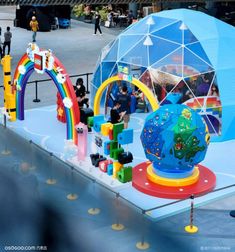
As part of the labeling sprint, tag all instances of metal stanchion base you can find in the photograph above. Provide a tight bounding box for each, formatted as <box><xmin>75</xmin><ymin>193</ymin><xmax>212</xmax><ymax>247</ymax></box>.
<box><xmin>67</xmin><ymin>193</ymin><xmax>78</xmax><ymax>200</ymax></box>
<box><xmin>29</xmin><ymin>165</ymin><xmax>36</xmax><ymax>171</ymax></box>
<box><xmin>33</xmin><ymin>99</ymin><xmax>41</xmax><ymax>103</ymax></box>
<box><xmin>20</xmin><ymin>162</ymin><xmax>30</xmax><ymax>170</ymax></box>
<box><xmin>88</xmin><ymin>208</ymin><xmax>100</xmax><ymax>215</ymax></box>
<box><xmin>1</xmin><ymin>150</ymin><xmax>11</xmax><ymax>155</ymax></box>
<box><xmin>46</xmin><ymin>178</ymin><xmax>57</xmax><ymax>185</ymax></box>
<box><xmin>184</xmin><ymin>225</ymin><xmax>198</xmax><ymax>233</ymax></box>
<box><xmin>230</xmin><ymin>210</ymin><xmax>235</xmax><ymax>217</ymax></box>
<box><xmin>136</xmin><ymin>242</ymin><xmax>150</xmax><ymax>250</ymax></box>
<box><xmin>111</xmin><ymin>223</ymin><xmax>125</xmax><ymax>231</ymax></box>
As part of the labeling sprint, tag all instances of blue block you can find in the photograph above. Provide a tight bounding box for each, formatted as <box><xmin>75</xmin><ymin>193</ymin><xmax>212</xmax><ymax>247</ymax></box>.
<box><xmin>118</xmin><ymin>129</ymin><xmax>134</xmax><ymax>145</ymax></box>
<box><xmin>104</xmin><ymin>141</ymin><xmax>111</xmax><ymax>155</ymax></box>
<box><xmin>93</xmin><ymin>115</ymin><xmax>106</xmax><ymax>133</ymax></box>
<box><xmin>107</xmin><ymin>164</ymin><xmax>113</xmax><ymax>176</ymax></box>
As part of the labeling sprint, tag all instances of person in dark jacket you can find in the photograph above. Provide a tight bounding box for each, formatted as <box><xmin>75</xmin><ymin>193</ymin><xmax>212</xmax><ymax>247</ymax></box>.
<box><xmin>110</xmin><ymin>100</ymin><xmax>126</xmax><ymax>124</ymax></box>
<box><xmin>117</xmin><ymin>86</ymin><xmax>131</xmax><ymax>128</ymax></box>
<box><xmin>73</xmin><ymin>78</ymin><xmax>89</xmax><ymax>108</ymax></box>
<box><xmin>3</xmin><ymin>26</ymin><xmax>12</xmax><ymax>56</ymax></box>
<box><xmin>93</xmin><ymin>11</ymin><xmax>102</xmax><ymax>35</ymax></box>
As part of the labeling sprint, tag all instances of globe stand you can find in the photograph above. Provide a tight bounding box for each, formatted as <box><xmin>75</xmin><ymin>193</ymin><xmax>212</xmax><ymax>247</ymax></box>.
<box><xmin>132</xmin><ymin>162</ymin><xmax>216</xmax><ymax>199</ymax></box>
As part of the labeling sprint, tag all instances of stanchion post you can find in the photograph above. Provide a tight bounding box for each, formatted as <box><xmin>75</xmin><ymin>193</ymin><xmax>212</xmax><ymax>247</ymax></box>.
<box><xmin>88</xmin><ymin>179</ymin><xmax>100</xmax><ymax>215</ymax></box>
<box><xmin>46</xmin><ymin>152</ymin><xmax>57</xmax><ymax>185</ymax></box>
<box><xmin>33</xmin><ymin>81</ymin><xmax>41</xmax><ymax>103</ymax></box>
<box><xmin>185</xmin><ymin>194</ymin><xmax>198</xmax><ymax>233</ymax></box>
<box><xmin>67</xmin><ymin>167</ymin><xmax>78</xmax><ymax>200</ymax></box>
<box><xmin>136</xmin><ymin>210</ymin><xmax>150</xmax><ymax>250</ymax></box>
<box><xmin>111</xmin><ymin>193</ymin><xmax>125</xmax><ymax>231</ymax></box>
<box><xmin>3</xmin><ymin>114</ymin><xmax>6</xmax><ymax>128</ymax></box>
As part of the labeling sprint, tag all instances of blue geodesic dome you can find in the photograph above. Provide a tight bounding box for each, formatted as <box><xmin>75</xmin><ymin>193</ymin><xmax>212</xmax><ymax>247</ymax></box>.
<box><xmin>92</xmin><ymin>9</ymin><xmax>235</xmax><ymax>142</ymax></box>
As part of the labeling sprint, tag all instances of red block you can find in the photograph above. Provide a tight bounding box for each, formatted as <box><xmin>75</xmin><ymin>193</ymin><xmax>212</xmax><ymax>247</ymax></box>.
<box><xmin>99</xmin><ymin>160</ymin><xmax>113</xmax><ymax>173</ymax></box>
<box><xmin>109</xmin><ymin>129</ymin><xmax>113</xmax><ymax>140</ymax></box>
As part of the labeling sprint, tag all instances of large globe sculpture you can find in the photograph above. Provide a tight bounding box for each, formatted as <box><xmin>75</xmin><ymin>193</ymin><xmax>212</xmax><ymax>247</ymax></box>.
<box><xmin>140</xmin><ymin>104</ymin><xmax>210</xmax><ymax>179</ymax></box>
<box><xmin>132</xmin><ymin>104</ymin><xmax>216</xmax><ymax>199</ymax></box>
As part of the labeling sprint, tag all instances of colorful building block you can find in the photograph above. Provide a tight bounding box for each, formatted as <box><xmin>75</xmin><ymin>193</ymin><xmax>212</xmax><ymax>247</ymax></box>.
<box><xmin>104</xmin><ymin>141</ymin><xmax>111</xmax><ymax>155</ymax></box>
<box><xmin>90</xmin><ymin>153</ymin><xmax>106</xmax><ymax>167</ymax></box>
<box><xmin>118</xmin><ymin>151</ymin><xmax>133</xmax><ymax>164</ymax></box>
<box><xmin>107</xmin><ymin>164</ymin><xmax>113</xmax><ymax>176</ymax></box>
<box><xmin>101</xmin><ymin>122</ymin><xmax>113</xmax><ymax>137</ymax></box>
<box><xmin>93</xmin><ymin>115</ymin><xmax>106</xmax><ymax>133</ymax></box>
<box><xmin>118</xmin><ymin>129</ymin><xmax>134</xmax><ymax>145</ymax></box>
<box><xmin>113</xmin><ymin>123</ymin><xmax>124</xmax><ymax>141</ymax></box>
<box><xmin>110</xmin><ymin>148</ymin><xmax>124</xmax><ymax>160</ymax></box>
<box><xmin>87</xmin><ymin>117</ymin><xmax>94</xmax><ymax>128</ymax></box>
<box><xmin>117</xmin><ymin>166</ymin><xmax>132</xmax><ymax>183</ymax></box>
<box><xmin>109</xmin><ymin>128</ymin><xmax>113</xmax><ymax>140</ymax></box>
<box><xmin>99</xmin><ymin>160</ymin><xmax>113</xmax><ymax>172</ymax></box>
<box><xmin>113</xmin><ymin>161</ymin><xmax>123</xmax><ymax>179</ymax></box>
<box><xmin>76</xmin><ymin>122</ymin><xmax>88</xmax><ymax>161</ymax></box>
<box><xmin>94</xmin><ymin>157</ymin><xmax>106</xmax><ymax>167</ymax></box>
<box><xmin>110</xmin><ymin>141</ymin><xmax>118</xmax><ymax>150</ymax></box>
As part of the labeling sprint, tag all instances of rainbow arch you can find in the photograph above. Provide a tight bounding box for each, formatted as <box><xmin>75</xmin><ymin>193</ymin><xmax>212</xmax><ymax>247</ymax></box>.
<box><xmin>13</xmin><ymin>52</ymin><xmax>80</xmax><ymax>144</ymax></box>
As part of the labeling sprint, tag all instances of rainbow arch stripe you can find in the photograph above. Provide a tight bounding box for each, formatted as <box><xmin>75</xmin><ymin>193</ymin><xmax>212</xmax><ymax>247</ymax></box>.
<box><xmin>13</xmin><ymin>53</ymin><xmax>80</xmax><ymax>143</ymax></box>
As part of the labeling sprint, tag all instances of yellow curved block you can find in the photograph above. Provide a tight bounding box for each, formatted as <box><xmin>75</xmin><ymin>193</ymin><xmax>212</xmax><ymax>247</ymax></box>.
<box><xmin>93</xmin><ymin>75</ymin><xmax>159</xmax><ymax>115</ymax></box>
<box><xmin>147</xmin><ymin>164</ymin><xmax>200</xmax><ymax>187</ymax></box>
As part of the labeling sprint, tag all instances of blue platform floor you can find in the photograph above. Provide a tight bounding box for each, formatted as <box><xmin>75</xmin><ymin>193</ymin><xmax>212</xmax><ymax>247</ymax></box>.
<box><xmin>5</xmin><ymin>105</ymin><xmax>235</xmax><ymax>220</ymax></box>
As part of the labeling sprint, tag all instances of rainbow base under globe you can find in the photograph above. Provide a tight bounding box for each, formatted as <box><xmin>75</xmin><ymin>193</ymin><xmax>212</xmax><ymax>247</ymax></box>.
<box><xmin>132</xmin><ymin>162</ymin><xmax>216</xmax><ymax>199</ymax></box>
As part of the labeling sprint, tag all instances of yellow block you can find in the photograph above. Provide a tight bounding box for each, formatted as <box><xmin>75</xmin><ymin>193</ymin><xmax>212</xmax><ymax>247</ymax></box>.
<box><xmin>113</xmin><ymin>162</ymin><xmax>123</xmax><ymax>179</ymax></box>
<box><xmin>94</xmin><ymin>75</ymin><xmax>159</xmax><ymax>115</ymax></box>
<box><xmin>101</xmin><ymin>122</ymin><xmax>113</xmax><ymax>136</ymax></box>
<box><xmin>147</xmin><ymin>165</ymin><xmax>199</xmax><ymax>187</ymax></box>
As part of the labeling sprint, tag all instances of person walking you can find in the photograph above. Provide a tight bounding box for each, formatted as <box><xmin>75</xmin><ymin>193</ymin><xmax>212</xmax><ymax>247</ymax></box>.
<box><xmin>93</xmin><ymin>11</ymin><xmax>102</xmax><ymax>35</ymax></box>
<box><xmin>30</xmin><ymin>16</ymin><xmax>39</xmax><ymax>42</ymax></box>
<box><xmin>3</xmin><ymin>27</ymin><xmax>12</xmax><ymax>56</ymax></box>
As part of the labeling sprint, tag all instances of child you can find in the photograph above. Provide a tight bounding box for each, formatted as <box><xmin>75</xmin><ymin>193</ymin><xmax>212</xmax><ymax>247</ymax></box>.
<box><xmin>110</xmin><ymin>100</ymin><xmax>125</xmax><ymax>124</ymax></box>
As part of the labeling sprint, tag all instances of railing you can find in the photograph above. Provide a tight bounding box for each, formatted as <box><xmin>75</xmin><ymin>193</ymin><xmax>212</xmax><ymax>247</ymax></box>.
<box><xmin>0</xmin><ymin>72</ymin><xmax>93</xmax><ymax>103</ymax></box>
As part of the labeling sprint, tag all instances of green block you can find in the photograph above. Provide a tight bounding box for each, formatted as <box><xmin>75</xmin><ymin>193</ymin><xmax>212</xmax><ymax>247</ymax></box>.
<box><xmin>118</xmin><ymin>166</ymin><xmax>132</xmax><ymax>183</ymax></box>
<box><xmin>109</xmin><ymin>141</ymin><xmax>118</xmax><ymax>152</ymax></box>
<box><xmin>113</xmin><ymin>122</ymin><xmax>124</xmax><ymax>141</ymax></box>
<box><xmin>87</xmin><ymin>117</ymin><xmax>94</xmax><ymax>127</ymax></box>
<box><xmin>110</xmin><ymin>148</ymin><xmax>124</xmax><ymax>160</ymax></box>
